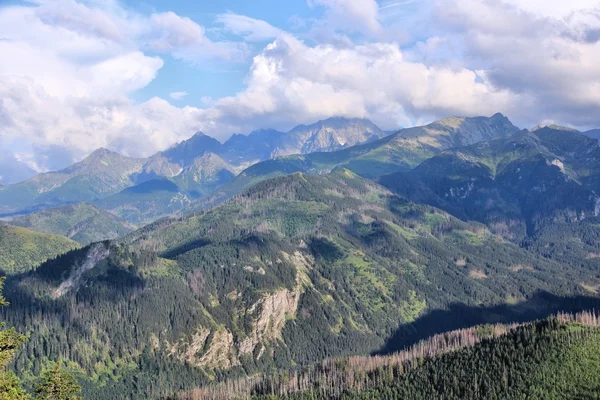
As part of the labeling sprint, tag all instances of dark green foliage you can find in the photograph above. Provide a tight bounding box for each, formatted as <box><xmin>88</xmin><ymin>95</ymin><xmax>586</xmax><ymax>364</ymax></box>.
<box><xmin>2</xmin><ymin>170</ymin><xmax>600</xmax><ymax>399</ymax></box>
<box><xmin>261</xmin><ymin>319</ymin><xmax>600</xmax><ymax>400</ymax></box>
<box><xmin>0</xmin><ymin>277</ymin><xmax>28</xmax><ymax>400</ymax></box>
<box><xmin>34</xmin><ymin>365</ymin><xmax>81</xmax><ymax>400</ymax></box>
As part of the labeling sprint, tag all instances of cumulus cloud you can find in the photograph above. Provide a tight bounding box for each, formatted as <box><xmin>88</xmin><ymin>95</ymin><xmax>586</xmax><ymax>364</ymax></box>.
<box><xmin>432</xmin><ymin>0</ymin><xmax>600</xmax><ymax>126</ymax></box>
<box><xmin>1</xmin><ymin>0</ymin><xmax>600</xmax><ymax>180</ymax></box>
<box><xmin>0</xmin><ymin>1</ymin><xmax>247</xmax><ymax>172</ymax></box>
<box><xmin>198</xmin><ymin>34</ymin><xmax>514</xmax><ymax>133</ymax></box>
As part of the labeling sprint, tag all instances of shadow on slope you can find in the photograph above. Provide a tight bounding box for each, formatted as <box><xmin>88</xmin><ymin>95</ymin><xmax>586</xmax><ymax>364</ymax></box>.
<box><xmin>379</xmin><ymin>291</ymin><xmax>600</xmax><ymax>355</ymax></box>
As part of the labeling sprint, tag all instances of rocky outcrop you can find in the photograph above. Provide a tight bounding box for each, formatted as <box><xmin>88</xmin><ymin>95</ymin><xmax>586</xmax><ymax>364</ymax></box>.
<box><xmin>53</xmin><ymin>243</ymin><xmax>110</xmax><ymax>298</ymax></box>
<box><xmin>172</xmin><ymin>251</ymin><xmax>311</xmax><ymax>369</ymax></box>
<box><xmin>175</xmin><ymin>328</ymin><xmax>239</xmax><ymax>370</ymax></box>
<box><xmin>238</xmin><ymin>286</ymin><xmax>301</xmax><ymax>356</ymax></box>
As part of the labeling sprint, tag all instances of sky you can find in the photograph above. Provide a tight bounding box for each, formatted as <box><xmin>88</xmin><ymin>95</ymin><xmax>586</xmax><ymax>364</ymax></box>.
<box><xmin>0</xmin><ymin>0</ymin><xmax>599</xmax><ymax>182</ymax></box>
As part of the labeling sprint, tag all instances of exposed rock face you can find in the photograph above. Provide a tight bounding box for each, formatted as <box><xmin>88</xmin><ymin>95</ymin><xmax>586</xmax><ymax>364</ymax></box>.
<box><xmin>172</xmin><ymin>251</ymin><xmax>309</xmax><ymax>369</ymax></box>
<box><xmin>238</xmin><ymin>286</ymin><xmax>301</xmax><ymax>356</ymax></box>
<box><xmin>176</xmin><ymin>328</ymin><xmax>239</xmax><ymax>370</ymax></box>
<box><xmin>53</xmin><ymin>243</ymin><xmax>110</xmax><ymax>298</ymax></box>
<box><xmin>274</xmin><ymin>117</ymin><xmax>385</xmax><ymax>157</ymax></box>
<box><xmin>139</xmin><ymin>156</ymin><xmax>183</xmax><ymax>179</ymax></box>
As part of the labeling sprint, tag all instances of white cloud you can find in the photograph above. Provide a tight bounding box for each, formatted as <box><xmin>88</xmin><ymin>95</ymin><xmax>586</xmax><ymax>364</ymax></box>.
<box><xmin>432</xmin><ymin>0</ymin><xmax>600</xmax><ymax>126</ymax></box>
<box><xmin>501</xmin><ymin>0</ymin><xmax>599</xmax><ymax>18</ymax></box>
<box><xmin>308</xmin><ymin>0</ymin><xmax>382</xmax><ymax>36</ymax></box>
<box><xmin>215</xmin><ymin>13</ymin><xmax>283</xmax><ymax>42</ymax></box>
<box><xmin>199</xmin><ymin>34</ymin><xmax>514</xmax><ymax>133</ymax></box>
<box><xmin>149</xmin><ymin>11</ymin><xmax>250</xmax><ymax>64</ymax></box>
<box><xmin>169</xmin><ymin>91</ymin><xmax>189</xmax><ymax>100</ymax></box>
<box><xmin>1</xmin><ymin>0</ymin><xmax>600</xmax><ymax>179</ymax></box>
<box><xmin>0</xmin><ymin>1</ymin><xmax>248</xmax><ymax>172</ymax></box>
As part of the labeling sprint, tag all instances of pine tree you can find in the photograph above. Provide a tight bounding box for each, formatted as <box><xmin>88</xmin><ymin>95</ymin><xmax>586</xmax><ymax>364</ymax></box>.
<box><xmin>34</xmin><ymin>365</ymin><xmax>81</xmax><ymax>400</ymax></box>
<box><xmin>0</xmin><ymin>276</ymin><xmax>28</xmax><ymax>400</ymax></box>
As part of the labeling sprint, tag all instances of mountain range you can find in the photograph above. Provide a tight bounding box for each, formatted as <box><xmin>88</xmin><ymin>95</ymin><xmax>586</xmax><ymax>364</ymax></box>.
<box><xmin>0</xmin><ymin>117</ymin><xmax>390</xmax><ymax>222</ymax></box>
<box><xmin>193</xmin><ymin>113</ymin><xmax>521</xmax><ymax>209</ymax></box>
<box><xmin>4</xmin><ymin>169</ymin><xmax>600</xmax><ymax>398</ymax></box>
<box><xmin>380</xmin><ymin>126</ymin><xmax>600</xmax><ymax>239</ymax></box>
<box><xmin>2</xmin><ymin>112</ymin><xmax>600</xmax><ymax>399</ymax></box>
<box><xmin>585</xmin><ymin>128</ymin><xmax>600</xmax><ymax>139</ymax></box>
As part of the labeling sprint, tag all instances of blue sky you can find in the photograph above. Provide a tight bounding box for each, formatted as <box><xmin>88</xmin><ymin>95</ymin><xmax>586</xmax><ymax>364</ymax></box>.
<box><xmin>0</xmin><ymin>0</ymin><xmax>599</xmax><ymax>181</ymax></box>
<box><xmin>128</xmin><ymin>0</ymin><xmax>316</xmax><ymax>106</ymax></box>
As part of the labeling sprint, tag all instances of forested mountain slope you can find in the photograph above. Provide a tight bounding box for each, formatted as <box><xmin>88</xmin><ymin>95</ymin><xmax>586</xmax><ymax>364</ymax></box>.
<box><xmin>0</xmin><ymin>225</ymin><xmax>80</xmax><ymax>275</ymax></box>
<box><xmin>212</xmin><ymin>312</ymin><xmax>600</xmax><ymax>400</ymax></box>
<box><xmin>380</xmin><ymin>127</ymin><xmax>600</xmax><ymax>240</ymax></box>
<box><xmin>3</xmin><ymin>170</ymin><xmax>600</xmax><ymax>399</ymax></box>
<box><xmin>9</xmin><ymin>203</ymin><xmax>132</xmax><ymax>245</ymax></box>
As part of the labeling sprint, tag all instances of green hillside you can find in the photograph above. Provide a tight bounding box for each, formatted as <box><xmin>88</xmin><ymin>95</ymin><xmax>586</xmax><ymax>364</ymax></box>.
<box><xmin>3</xmin><ymin>170</ymin><xmax>600</xmax><ymax>399</ymax></box>
<box><xmin>10</xmin><ymin>203</ymin><xmax>131</xmax><ymax>245</ymax></box>
<box><xmin>0</xmin><ymin>225</ymin><xmax>80</xmax><ymax>274</ymax></box>
<box><xmin>239</xmin><ymin>312</ymin><xmax>600</xmax><ymax>400</ymax></box>
<box><xmin>380</xmin><ymin>127</ymin><xmax>600</xmax><ymax>240</ymax></box>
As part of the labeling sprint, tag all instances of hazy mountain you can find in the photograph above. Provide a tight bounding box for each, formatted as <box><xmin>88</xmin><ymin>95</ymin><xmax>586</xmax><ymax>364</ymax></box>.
<box><xmin>198</xmin><ymin>114</ymin><xmax>521</xmax><ymax>208</ymax></box>
<box><xmin>0</xmin><ymin>224</ymin><xmax>80</xmax><ymax>275</ymax></box>
<box><xmin>0</xmin><ymin>148</ymin><xmax>145</xmax><ymax>214</ymax></box>
<box><xmin>530</xmin><ymin>124</ymin><xmax>579</xmax><ymax>133</ymax></box>
<box><xmin>585</xmin><ymin>129</ymin><xmax>600</xmax><ymax>139</ymax></box>
<box><xmin>95</xmin><ymin>179</ymin><xmax>191</xmax><ymax>225</ymax></box>
<box><xmin>5</xmin><ymin>170</ymin><xmax>599</xmax><ymax>398</ymax></box>
<box><xmin>380</xmin><ymin>126</ymin><xmax>600</xmax><ymax>239</ymax></box>
<box><xmin>218</xmin><ymin>118</ymin><xmax>388</xmax><ymax>164</ymax></box>
<box><xmin>0</xmin><ymin>114</ymin><xmax>520</xmax><ymax>221</ymax></box>
<box><xmin>142</xmin><ymin>118</ymin><xmax>385</xmax><ymax>175</ymax></box>
<box><xmin>397</xmin><ymin>113</ymin><xmax>521</xmax><ymax>149</ymax></box>
<box><xmin>172</xmin><ymin>152</ymin><xmax>239</xmax><ymax>197</ymax></box>
<box><xmin>273</xmin><ymin>117</ymin><xmax>385</xmax><ymax>156</ymax></box>
<box><xmin>97</xmin><ymin>153</ymin><xmax>240</xmax><ymax>224</ymax></box>
<box><xmin>9</xmin><ymin>203</ymin><xmax>132</xmax><ymax>245</ymax></box>
<box><xmin>0</xmin><ymin>156</ymin><xmax>36</xmax><ymax>185</ymax></box>
<box><xmin>221</xmin><ymin>129</ymin><xmax>284</xmax><ymax>164</ymax></box>
<box><xmin>0</xmin><ymin>117</ymin><xmax>391</xmax><ymax>221</ymax></box>
<box><xmin>140</xmin><ymin>132</ymin><xmax>223</xmax><ymax>179</ymax></box>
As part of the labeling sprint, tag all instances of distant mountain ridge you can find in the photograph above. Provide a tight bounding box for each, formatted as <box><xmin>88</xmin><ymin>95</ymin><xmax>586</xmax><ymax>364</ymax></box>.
<box><xmin>0</xmin><ymin>149</ymin><xmax>146</xmax><ymax>214</ymax></box>
<box><xmin>9</xmin><ymin>203</ymin><xmax>132</xmax><ymax>245</ymax></box>
<box><xmin>0</xmin><ymin>117</ymin><xmax>389</xmax><ymax>218</ymax></box>
<box><xmin>199</xmin><ymin>113</ymin><xmax>522</xmax><ymax>208</ymax></box>
<box><xmin>585</xmin><ymin>129</ymin><xmax>600</xmax><ymax>139</ymax></box>
<box><xmin>380</xmin><ymin>126</ymin><xmax>600</xmax><ymax>239</ymax></box>
<box><xmin>397</xmin><ymin>113</ymin><xmax>521</xmax><ymax>149</ymax></box>
<box><xmin>0</xmin><ymin>113</ymin><xmax>530</xmax><ymax>224</ymax></box>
